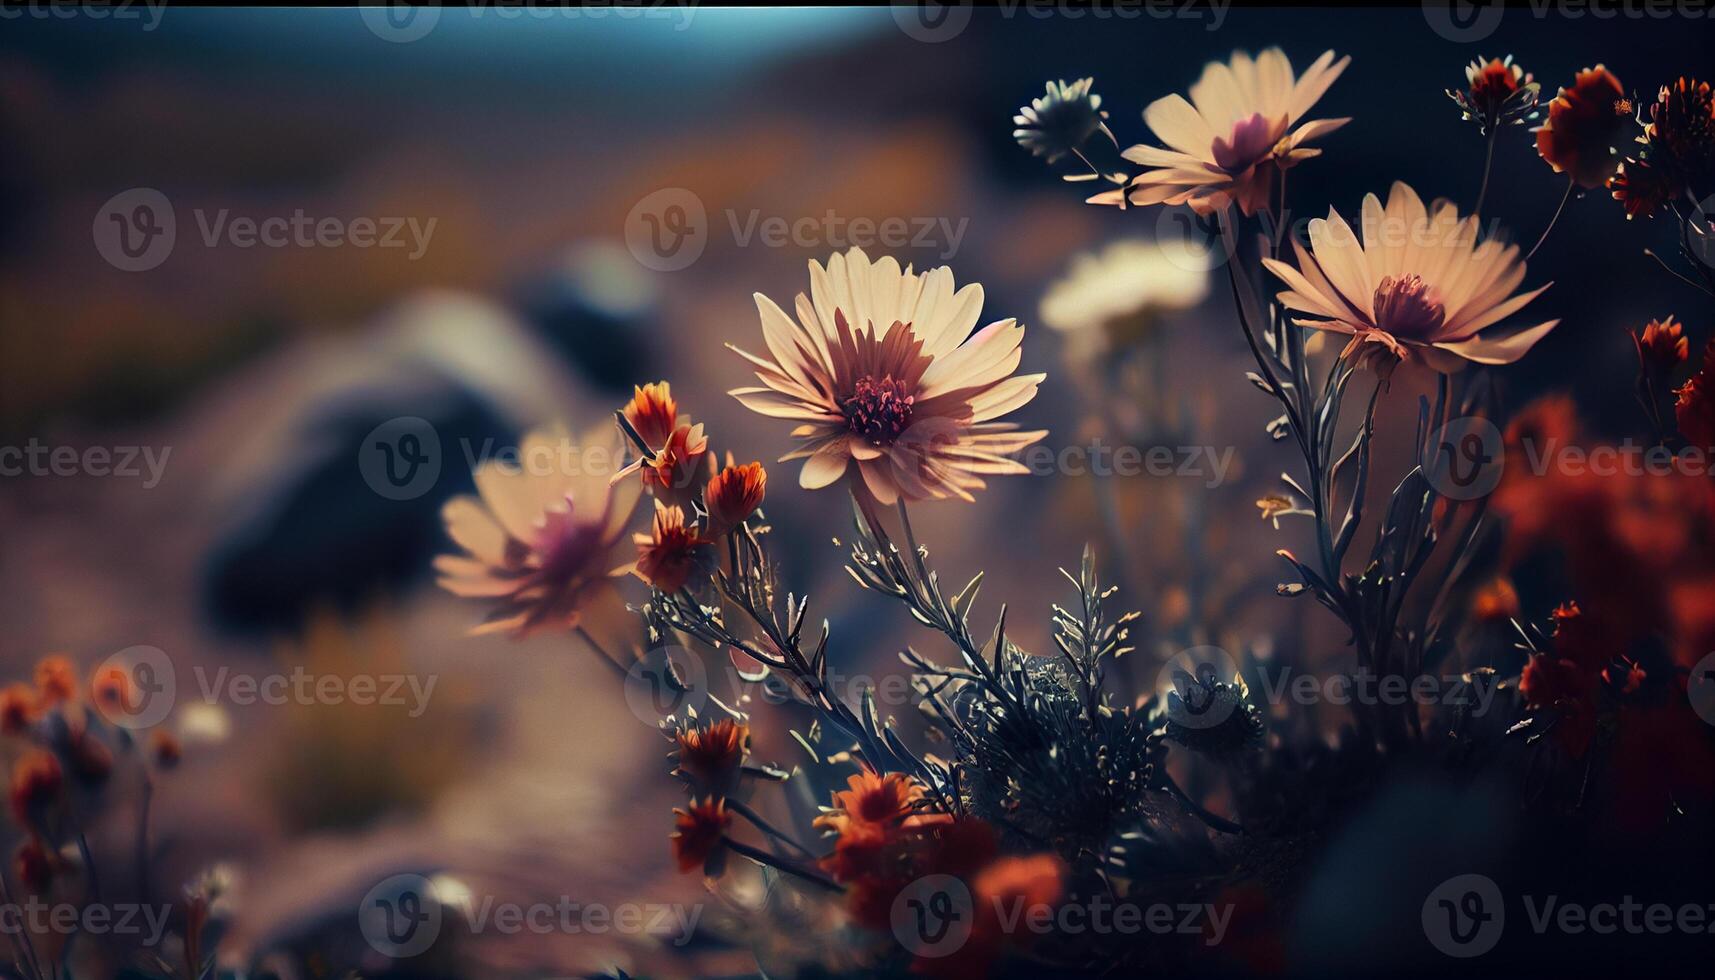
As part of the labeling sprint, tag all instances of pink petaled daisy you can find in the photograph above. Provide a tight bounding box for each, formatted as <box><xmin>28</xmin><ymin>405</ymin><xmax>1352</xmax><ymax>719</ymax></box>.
<box><xmin>1095</xmin><ymin>48</ymin><xmax>1351</xmax><ymax>216</ymax></box>
<box><xmin>435</xmin><ymin>425</ymin><xmax>640</xmax><ymax>637</ymax></box>
<box><xmin>729</xmin><ymin>248</ymin><xmax>1047</xmax><ymax>506</ymax></box>
<box><xmin>1261</xmin><ymin>182</ymin><xmax>1560</xmax><ymax>371</ymax></box>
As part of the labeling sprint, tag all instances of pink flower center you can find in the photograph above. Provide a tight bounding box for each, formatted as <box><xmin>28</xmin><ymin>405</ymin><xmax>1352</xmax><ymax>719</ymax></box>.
<box><xmin>1211</xmin><ymin>112</ymin><xmax>1282</xmax><ymax>173</ymax></box>
<box><xmin>842</xmin><ymin>375</ymin><xmax>914</xmax><ymax>446</ymax></box>
<box><xmin>1372</xmin><ymin>274</ymin><xmax>1446</xmax><ymax>341</ymax></box>
<box><xmin>535</xmin><ymin>516</ymin><xmax>603</xmax><ymax>584</ymax></box>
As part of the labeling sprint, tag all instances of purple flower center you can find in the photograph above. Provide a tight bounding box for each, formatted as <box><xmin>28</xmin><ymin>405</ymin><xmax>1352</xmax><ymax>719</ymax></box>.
<box><xmin>1372</xmin><ymin>274</ymin><xmax>1447</xmax><ymax>341</ymax></box>
<box><xmin>842</xmin><ymin>375</ymin><xmax>915</xmax><ymax>446</ymax></box>
<box><xmin>1211</xmin><ymin>113</ymin><xmax>1281</xmax><ymax>173</ymax></box>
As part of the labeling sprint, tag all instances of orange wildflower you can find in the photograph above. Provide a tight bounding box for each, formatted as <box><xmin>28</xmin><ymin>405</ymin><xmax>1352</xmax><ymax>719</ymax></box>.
<box><xmin>704</xmin><ymin>461</ymin><xmax>767</xmax><ymax>533</ymax></box>
<box><xmin>633</xmin><ymin>502</ymin><xmax>716</xmax><ymax>594</ymax></box>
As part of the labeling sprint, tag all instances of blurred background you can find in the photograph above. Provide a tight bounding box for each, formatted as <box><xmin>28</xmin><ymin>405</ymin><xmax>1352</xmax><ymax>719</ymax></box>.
<box><xmin>2</xmin><ymin>5</ymin><xmax>1713</xmax><ymax>977</ymax></box>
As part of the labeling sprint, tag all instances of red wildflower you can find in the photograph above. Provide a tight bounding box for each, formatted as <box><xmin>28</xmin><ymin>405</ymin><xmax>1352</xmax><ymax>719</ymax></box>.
<box><xmin>1634</xmin><ymin>316</ymin><xmax>1688</xmax><ymax>373</ymax></box>
<box><xmin>12</xmin><ymin>838</ymin><xmax>54</xmax><ymax>895</ymax></box>
<box><xmin>1676</xmin><ymin>342</ymin><xmax>1715</xmax><ymax>447</ymax></box>
<box><xmin>1536</xmin><ymin>66</ymin><xmax>1628</xmax><ymax>188</ymax></box>
<box><xmin>673</xmin><ymin>718</ymin><xmax>747</xmax><ymax>795</ymax></box>
<box><xmin>0</xmin><ymin>684</ymin><xmax>37</xmax><ymax>736</ymax></box>
<box><xmin>9</xmin><ymin>751</ymin><xmax>63</xmax><ymax>830</ymax></box>
<box><xmin>1609</xmin><ymin>157</ymin><xmax>1675</xmax><ymax>219</ymax></box>
<box><xmin>670</xmin><ymin>797</ymin><xmax>730</xmax><ymax>875</ymax></box>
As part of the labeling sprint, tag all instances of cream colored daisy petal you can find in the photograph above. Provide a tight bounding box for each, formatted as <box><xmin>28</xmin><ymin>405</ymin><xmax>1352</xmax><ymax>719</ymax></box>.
<box><xmin>969</xmin><ymin>373</ymin><xmax>1045</xmax><ymax>423</ymax></box>
<box><xmin>1144</xmin><ymin>93</ymin><xmax>1219</xmax><ymax>159</ymax></box>
<box><xmin>730</xmin><ymin>386</ymin><xmax>838</xmax><ymax>421</ymax></box>
<box><xmin>1308</xmin><ymin>212</ymin><xmax>1375</xmax><ymax>320</ymax></box>
<box><xmin>1190</xmin><ymin>59</ymin><xmax>1246</xmax><ymax>132</ymax></box>
<box><xmin>1121</xmin><ymin>144</ymin><xmax>1209</xmax><ymax>168</ymax></box>
<box><xmin>442</xmin><ymin>495</ymin><xmax>509</xmax><ymax>564</ymax></box>
<box><xmin>1257</xmin><ymin>47</ymin><xmax>1294</xmax><ymax>120</ymax></box>
<box><xmin>799</xmin><ymin>442</ymin><xmax>851</xmax><ymax>489</ymax></box>
<box><xmin>1433</xmin><ymin>319</ymin><xmax>1560</xmax><ymax>365</ymax></box>
<box><xmin>755</xmin><ymin>292</ymin><xmax>820</xmax><ymax>391</ymax></box>
<box><xmin>1287</xmin><ymin>52</ymin><xmax>1349</xmax><ymax>122</ymax></box>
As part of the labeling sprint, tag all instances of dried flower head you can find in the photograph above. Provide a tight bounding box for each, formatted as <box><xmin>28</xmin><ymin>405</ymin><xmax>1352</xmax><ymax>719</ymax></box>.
<box><xmin>673</xmin><ymin>718</ymin><xmax>748</xmax><ymax>794</ymax></box>
<box><xmin>1448</xmin><ymin>55</ymin><xmax>1540</xmax><ymax>134</ymax></box>
<box><xmin>1158</xmin><ymin>662</ymin><xmax>1265</xmax><ymax>758</ymax></box>
<box><xmin>633</xmin><ymin>502</ymin><xmax>716</xmax><ymax>594</ymax></box>
<box><xmin>1645</xmin><ymin>77</ymin><xmax>1715</xmax><ymax>190</ymax></box>
<box><xmin>33</xmin><ymin>655</ymin><xmax>77</xmax><ymax>707</ymax></box>
<box><xmin>436</xmin><ymin>425</ymin><xmax>641</xmax><ymax>637</ymax></box>
<box><xmin>1535</xmin><ymin>66</ymin><xmax>1628</xmax><ymax>188</ymax></box>
<box><xmin>0</xmin><ymin>684</ymin><xmax>37</xmax><ymax>736</ymax></box>
<box><xmin>9</xmin><ymin>751</ymin><xmax>63</xmax><ymax>829</ymax></box>
<box><xmin>670</xmin><ymin>797</ymin><xmax>730</xmax><ymax>875</ymax></box>
<box><xmin>1099</xmin><ymin>48</ymin><xmax>1350</xmax><ymax>215</ymax></box>
<box><xmin>1263</xmin><ymin>182</ymin><xmax>1559</xmax><ymax>369</ymax></box>
<box><xmin>1013</xmin><ymin>77</ymin><xmax>1109</xmax><ymax>165</ymax></box>
<box><xmin>704</xmin><ymin>461</ymin><xmax>767</xmax><ymax>533</ymax></box>
<box><xmin>731</xmin><ymin>248</ymin><xmax>1047</xmax><ymax>505</ymax></box>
